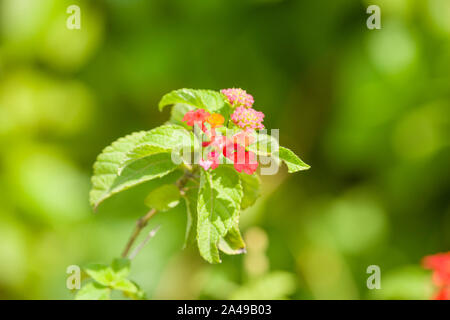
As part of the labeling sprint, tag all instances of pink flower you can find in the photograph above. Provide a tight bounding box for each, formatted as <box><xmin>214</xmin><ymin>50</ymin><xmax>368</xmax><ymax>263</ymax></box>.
<box><xmin>234</xmin><ymin>151</ymin><xmax>258</xmax><ymax>174</ymax></box>
<box><xmin>210</xmin><ymin>134</ymin><xmax>227</xmax><ymax>150</ymax></box>
<box><xmin>199</xmin><ymin>129</ymin><xmax>225</xmax><ymax>170</ymax></box>
<box><xmin>199</xmin><ymin>150</ymin><xmax>221</xmax><ymax>171</ymax></box>
<box><xmin>221</xmin><ymin>88</ymin><xmax>254</xmax><ymax>108</ymax></box>
<box><xmin>231</xmin><ymin>106</ymin><xmax>265</xmax><ymax>130</ymax></box>
<box><xmin>202</xmin><ymin>128</ymin><xmax>222</xmax><ymax>147</ymax></box>
<box><xmin>182</xmin><ymin>109</ymin><xmax>210</xmax><ymax>128</ymax></box>
<box><xmin>232</xmin><ymin>130</ymin><xmax>255</xmax><ymax>147</ymax></box>
<box><xmin>208</xmin><ymin>150</ymin><xmax>220</xmax><ymax>170</ymax></box>
<box><xmin>223</xmin><ymin>142</ymin><xmax>258</xmax><ymax>175</ymax></box>
<box><xmin>199</xmin><ymin>158</ymin><xmax>213</xmax><ymax>171</ymax></box>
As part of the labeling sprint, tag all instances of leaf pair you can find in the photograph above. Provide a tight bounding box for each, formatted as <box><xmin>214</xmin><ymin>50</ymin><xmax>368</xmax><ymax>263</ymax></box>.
<box><xmin>75</xmin><ymin>258</ymin><xmax>145</xmax><ymax>300</ymax></box>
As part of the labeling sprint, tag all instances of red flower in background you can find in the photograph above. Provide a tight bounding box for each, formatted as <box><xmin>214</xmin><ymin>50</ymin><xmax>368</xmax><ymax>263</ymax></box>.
<box><xmin>434</xmin><ymin>287</ymin><xmax>450</xmax><ymax>300</ymax></box>
<box><xmin>422</xmin><ymin>252</ymin><xmax>450</xmax><ymax>286</ymax></box>
<box><xmin>422</xmin><ymin>251</ymin><xmax>450</xmax><ymax>300</ymax></box>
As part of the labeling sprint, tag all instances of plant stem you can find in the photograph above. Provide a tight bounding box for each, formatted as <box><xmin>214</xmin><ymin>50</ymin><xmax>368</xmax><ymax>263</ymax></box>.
<box><xmin>128</xmin><ymin>225</ymin><xmax>161</xmax><ymax>260</ymax></box>
<box><xmin>120</xmin><ymin>166</ymin><xmax>199</xmax><ymax>259</ymax></box>
<box><xmin>121</xmin><ymin>208</ymin><xmax>157</xmax><ymax>258</ymax></box>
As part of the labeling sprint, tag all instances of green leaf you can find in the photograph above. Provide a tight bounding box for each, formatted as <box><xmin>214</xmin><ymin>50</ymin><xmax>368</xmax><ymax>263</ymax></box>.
<box><xmin>83</xmin><ymin>259</ymin><xmax>139</xmax><ymax>295</ymax></box>
<box><xmin>168</xmin><ymin>103</ymin><xmax>194</xmax><ymax>127</ymax></box>
<box><xmin>239</xmin><ymin>173</ymin><xmax>261</xmax><ymax>210</ymax></box>
<box><xmin>246</xmin><ymin>133</ymin><xmax>310</xmax><ymax>174</ymax></box>
<box><xmin>182</xmin><ymin>179</ymin><xmax>199</xmax><ymax>248</ymax></box>
<box><xmin>159</xmin><ymin>88</ymin><xmax>228</xmax><ymax>114</ymax></box>
<box><xmin>90</xmin><ymin>131</ymin><xmax>150</xmax><ymax>209</ymax></box>
<box><xmin>144</xmin><ymin>184</ymin><xmax>181</xmax><ymax>211</ymax></box>
<box><xmin>197</xmin><ymin>167</ymin><xmax>243</xmax><ymax>263</ymax></box>
<box><xmin>120</xmin><ymin>125</ymin><xmax>197</xmax><ymax>172</ymax></box>
<box><xmin>111</xmin><ymin>258</ymin><xmax>130</xmax><ymax>279</ymax></box>
<box><xmin>277</xmin><ymin>146</ymin><xmax>310</xmax><ymax>172</ymax></box>
<box><xmin>247</xmin><ymin>132</ymin><xmax>280</xmax><ymax>156</ymax></box>
<box><xmin>110</xmin><ymin>278</ymin><xmax>139</xmax><ymax>293</ymax></box>
<box><xmin>75</xmin><ymin>282</ymin><xmax>111</xmax><ymax>300</ymax></box>
<box><xmin>123</xmin><ymin>281</ymin><xmax>147</xmax><ymax>300</ymax></box>
<box><xmin>98</xmin><ymin>153</ymin><xmax>179</xmax><ymax>209</ymax></box>
<box><xmin>218</xmin><ymin>224</ymin><xmax>246</xmax><ymax>255</ymax></box>
<box><xmin>139</xmin><ymin>124</ymin><xmax>194</xmax><ymax>150</ymax></box>
<box><xmin>84</xmin><ymin>263</ymin><xmax>115</xmax><ymax>286</ymax></box>
<box><xmin>90</xmin><ymin>125</ymin><xmax>193</xmax><ymax>209</ymax></box>
<box><xmin>120</xmin><ymin>145</ymin><xmax>170</xmax><ymax>173</ymax></box>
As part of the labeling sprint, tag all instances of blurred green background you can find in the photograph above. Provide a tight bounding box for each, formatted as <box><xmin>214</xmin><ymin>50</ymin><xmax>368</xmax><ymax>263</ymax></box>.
<box><xmin>0</xmin><ymin>0</ymin><xmax>449</xmax><ymax>300</ymax></box>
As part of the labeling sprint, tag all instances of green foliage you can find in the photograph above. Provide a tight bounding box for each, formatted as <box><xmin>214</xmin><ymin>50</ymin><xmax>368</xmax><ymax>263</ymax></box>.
<box><xmin>168</xmin><ymin>104</ymin><xmax>195</xmax><ymax>127</ymax></box>
<box><xmin>137</xmin><ymin>124</ymin><xmax>194</xmax><ymax>150</ymax></box>
<box><xmin>218</xmin><ymin>224</ymin><xmax>246</xmax><ymax>255</ymax></box>
<box><xmin>182</xmin><ymin>179</ymin><xmax>199</xmax><ymax>248</ymax></box>
<box><xmin>239</xmin><ymin>173</ymin><xmax>261</xmax><ymax>210</ymax></box>
<box><xmin>90</xmin><ymin>130</ymin><xmax>149</xmax><ymax>209</ymax></box>
<box><xmin>196</xmin><ymin>167</ymin><xmax>243</xmax><ymax>263</ymax></box>
<box><xmin>247</xmin><ymin>133</ymin><xmax>310</xmax><ymax>173</ymax></box>
<box><xmin>159</xmin><ymin>88</ymin><xmax>229</xmax><ymax>114</ymax></box>
<box><xmin>90</xmin><ymin>124</ymin><xmax>196</xmax><ymax>210</ymax></box>
<box><xmin>111</xmin><ymin>258</ymin><xmax>131</xmax><ymax>278</ymax></box>
<box><xmin>119</xmin><ymin>124</ymin><xmax>196</xmax><ymax>172</ymax></box>
<box><xmin>92</xmin><ymin>152</ymin><xmax>179</xmax><ymax>209</ymax></box>
<box><xmin>278</xmin><ymin>147</ymin><xmax>310</xmax><ymax>173</ymax></box>
<box><xmin>144</xmin><ymin>184</ymin><xmax>181</xmax><ymax>211</ymax></box>
<box><xmin>76</xmin><ymin>258</ymin><xmax>145</xmax><ymax>300</ymax></box>
<box><xmin>75</xmin><ymin>282</ymin><xmax>111</xmax><ymax>300</ymax></box>
<box><xmin>119</xmin><ymin>145</ymin><xmax>170</xmax><ymax>173</ymax></box>
<box><xmin>84</xmin><ymin>263</ymin><xmax>118</xmax><ymax>286</ymax></box>
<box><xmin>247</xmin><ymin>132</ymin><xmax>280</xmax><ymax>156</ymax></box>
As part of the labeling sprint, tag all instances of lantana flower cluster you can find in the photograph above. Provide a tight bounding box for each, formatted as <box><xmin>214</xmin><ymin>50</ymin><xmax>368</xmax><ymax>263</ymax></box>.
<box><xmin>221</xmin><ymin>88</ymin><xmax>254</xmax><ymax>108</ymax></box>
<box><xmin>231</xmin><ymin>107</ymin><xmax>265</xmax><ymax>130</ymax></box>
<box><xmin>182</xmin><ymin>88</ymin><xmax>265</xmax><ymax>175</ymax></box>
<box><xmin>422</xmin><ymin>252</ymin><xmax>450</xmax><ymax>300</ymax></box>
